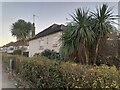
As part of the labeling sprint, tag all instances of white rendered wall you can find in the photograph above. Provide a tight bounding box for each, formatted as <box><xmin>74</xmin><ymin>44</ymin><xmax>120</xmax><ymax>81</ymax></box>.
<box><xmin>29</xmin><ymin>32</ymin><xmax>62</xmax><ymax>57</ymax></box>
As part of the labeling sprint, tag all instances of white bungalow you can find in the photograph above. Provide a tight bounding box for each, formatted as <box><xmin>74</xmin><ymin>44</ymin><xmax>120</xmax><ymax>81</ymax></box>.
<box><xmin>29</xmin><ymin>24</ymin><xmax>65</xmax><ymax>57</ymax></box>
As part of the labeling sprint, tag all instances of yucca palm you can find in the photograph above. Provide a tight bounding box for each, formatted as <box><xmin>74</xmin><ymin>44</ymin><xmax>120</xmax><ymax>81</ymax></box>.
<box><xmin>60</xmin><ymin>8</ymin><xmax>94</xmax><ymax>64</ymax></box>
<box><xmin>60</xmin><ymin>23</ymin><xmax>77</xmax><ymax>60</ymax></box>
<box><xmin>91</xmin><ymin>4</ymin><xmax>115</xmax><ymax>65</ymax></box>
<box><xmin>72</xmin><ymin>8</ymin><xmax>95</xmax><ymax>64</ymax></box>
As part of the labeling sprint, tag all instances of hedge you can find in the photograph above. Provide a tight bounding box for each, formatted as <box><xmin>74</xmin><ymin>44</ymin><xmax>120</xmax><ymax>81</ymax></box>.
<box><xmin>2</xmin><ymin>54</ymin><xmax>120</xmax><ymax>89</ymax></box>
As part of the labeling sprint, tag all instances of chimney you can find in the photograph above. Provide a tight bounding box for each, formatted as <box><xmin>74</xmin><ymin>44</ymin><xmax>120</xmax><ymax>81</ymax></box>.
<box><xmin>32</xmin><ymin>22</ymin><xmax>35</xmax><ymax>37</ymax></box>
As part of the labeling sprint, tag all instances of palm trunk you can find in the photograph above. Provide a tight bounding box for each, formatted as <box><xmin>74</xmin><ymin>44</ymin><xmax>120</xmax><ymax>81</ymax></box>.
<box><xmin>83</xmin><ymin>43</ymin><xmax>89</xmax><ymax>65</ymax></box>
<box><xmin>78</xmin><ymin>48</ymin><xmax>85</xmax><ymax>64</ymax></box>
<box><xmin>74</xmin><ymin>50</ymin><xmax>79</xmax><ymax>63</ymax></box>
<box><xmin>21</xmin><ymin>32</ymin><xmax>26</xmax><ymax>56</ymax></box>
<box><xmin>85</xmin><ymin>47</ymin><xmax>89</xmax><ymax>65</ymax></box>
<box><xmin>93</xmin><ymin>37</ymin><xmax>100</xmax><ymax>65</ymax></box>
<box><xmin>21</xmin><ymin>40</ymin><xmax>25</xmax><ymax>56</ymax></box>
<box><xmin>81</xmin><ymin>53</ymin><xmax>85</xmax><ymax>64</ymax></box>
<box><xmin>78</xmin><ymin>42</ymin><xmax>85</xmax><ymax>64</ymax></box>
<box><xmin>82</xmin><ymin>40</ymin><xmax>89</xmax><ymax>65</ymax></box>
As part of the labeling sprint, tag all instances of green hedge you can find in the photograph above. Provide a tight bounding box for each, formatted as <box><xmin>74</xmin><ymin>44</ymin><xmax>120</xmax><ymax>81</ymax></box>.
<box><xmin>2</xmin><ymin>54</ymin><xmax>120</xmax><ymax>89</ymax></box>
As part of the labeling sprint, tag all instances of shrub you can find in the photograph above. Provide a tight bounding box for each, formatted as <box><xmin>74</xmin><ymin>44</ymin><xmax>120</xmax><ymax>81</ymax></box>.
<box><xmin>13</xmin><ymin>49</ymin><xmax>22</xmax><ymax>55</ymax></box>
<box><xmin>41</xmin><ymin>49</ymin><xmax>61</xmax><ymax>60</ymax></box>
<box><xmin>41</xmin><ymin>49</ymin><xmax>52</xmax><ymax>59</ymax></box>
<box><xmin>13</xmin><ymin>50</ymin><xmax>29</xmax><ymax>57</ymax></box>
<box><xmin>2</xmin><ymin>54</ymin><xmax>120</xmax><ymax>89</ymax></box>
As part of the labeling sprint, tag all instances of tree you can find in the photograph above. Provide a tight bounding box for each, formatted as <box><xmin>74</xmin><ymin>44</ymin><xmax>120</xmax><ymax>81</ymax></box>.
<box><xmin>60</xmin><ymin>23</ymin><xmax>77</xmax><ymax>61</ymax></box>
<box><xmin>60</xmin><ymin>4</ymin><xmax>118</xmax><ymax>65</ymax></box>
<box><xmin>60</xmin><ymin>8</ymin><xmax>94</xmax><ymax>64</ymax></box>
<box><xmin>11</xmin><ymin>19</ymin><xmax>33</xmax><ymax>40</ymax></box>
<box><xmin>11</xmin><ymin>19</ymin><xmax>33</xmax><ymax>55</ymax></box>
<box><xmin>91</xmin><ymin>4</ymin><xmax>115</xmax><ymax>65</ymax></box>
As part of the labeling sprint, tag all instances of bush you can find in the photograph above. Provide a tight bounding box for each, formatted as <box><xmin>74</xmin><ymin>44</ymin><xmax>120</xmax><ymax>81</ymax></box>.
<box><xmin>13</xmin><ymin>49</ymin><xmax>22</xmax><ymax>55</ymax></box>
<box><xmin>41</xmin><ymin>49</ymin><xmax>52</xmax><ymax>59</ymax></box>
<box><xmin>2</xmin><ymin>54</ymin><xmax>120</xmax><ymax>89</ymax></box>
<box><xmin>41</xmin><ymin>49</ymin><xmax>61</xmax><ymax>60</ymax></box>
<box><xmin>13</xmin><ymin>50</ymin><xmax>29</xmax><ymax>57</ymax></box>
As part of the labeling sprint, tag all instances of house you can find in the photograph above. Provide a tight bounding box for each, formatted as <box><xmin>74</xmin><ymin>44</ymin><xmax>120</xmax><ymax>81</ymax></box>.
<box><xmin>2</xmin><ymin>40</ymin><xmax>29</xmax><ymax>54</ymax></box>
<box><xmin>13</xmin><ymin>40</ymin><xmax>29</xmax><ymax>52</ymax></box>
<box><xmin>29</xmin><ymin>23</ymin><xmax>120</xmax><ymax>58</ymax></box>
<box><xmin>2</xmin><ymin>42</ymin><xmax>14</xmax><ymax>53</ymax></box>
<box><xmin>29</xmin><ymin>24</ymin><xmax>65</xmax><ymax>57</ymax></box>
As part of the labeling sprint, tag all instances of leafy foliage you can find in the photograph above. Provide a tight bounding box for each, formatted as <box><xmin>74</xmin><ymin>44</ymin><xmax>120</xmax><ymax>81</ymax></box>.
<box><xmin>13</xmin><ymin>49</ymin><xmax>22</xmax><ymax>55</ymax></box>
<box><xmin>2</xmin><ymin>54</ymin><xmax>120</xmax><ymax>89</ymax></box>
<box><xmin>60</xmin><ymin>4</ymin><xmax>118</xmax><ymax>65</ymax></box>
<box><xmin>41</xmin><ymin>49</ymin><xmax>52</xmax><ymax>59</ymax></box>
<box><xmin>41</xmin><ymin>49</ymin><xmax>61</xmax><ymax>60</ymax></box>
<box><xmin>11</xmin><ymin>19</ymin><xmax>33</xmax><ymax>40</ymax></box>
<box><xmin>90</xmin><ymin>4</ymin><xmax>116</xmax><ymax>65</ymax></box>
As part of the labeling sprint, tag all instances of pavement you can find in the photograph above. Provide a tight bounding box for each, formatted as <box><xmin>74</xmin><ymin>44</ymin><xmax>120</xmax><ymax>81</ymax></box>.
<box><xmin>0</xmin><ymin>52</ymin><xmax>16</xmax><ymax>89</ymax></box>
<box><xmin>2</xmin><ymin>70</ymin><xmax>16</xmax><ymax>88</ymax></box>
<box><xmin>0</xmin><ymin>52</ymin><xmax>2</xmax><ymax>89</ymax></box>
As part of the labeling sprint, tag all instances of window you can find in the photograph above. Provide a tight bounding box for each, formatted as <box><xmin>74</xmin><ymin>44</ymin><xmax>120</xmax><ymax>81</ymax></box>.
<box><xmin>53</xmin><ymin>44</ymin><xmax>57</xmax><ymax>47</ymax></box>
<box><xmin>39</xmin><ymin>39</ymin><xmax>44</xmax><ymax>50</ymax></box>
<box><xmin>52</xmin><ymin>36</ymin><xmax>59</xmax><ymax>47</ymax></box>
<box><xmin>47</xmin><ymin>38</ymin><xmax>48</xmax><ymax>44</ymax></box>
<box><xmin>39</xmin><ymin>46</ymin><xmax>44</xmax><ymax>50</ymax></box>
<box><xmin>10</xmin><ymin>48</ymin><xmax>13</xmax><ymax>50</ymax></box>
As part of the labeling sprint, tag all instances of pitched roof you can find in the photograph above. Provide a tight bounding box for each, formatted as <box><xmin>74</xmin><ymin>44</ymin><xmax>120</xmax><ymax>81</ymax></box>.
<box><xmin>13</xmin><ymin>40</ymin><xmax>29</xmax><ymax>46</ymax></box>
<box><xmin>4</xmin><ymin>42</ymin><xmax>14</xmax><ymax>47</ymax></box>
<box><xmin>3</xmin><ymin>40</ymin><xmax>29</xmax><ymax>47</ymax></box>
<box><xmin>29</xmin><ymin>24</ymin><xmax>65</xmax><ymax>41</ymax></box>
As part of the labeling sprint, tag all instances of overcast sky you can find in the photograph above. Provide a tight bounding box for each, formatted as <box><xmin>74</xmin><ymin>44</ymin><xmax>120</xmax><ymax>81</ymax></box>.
<box><xmin>0</xmin><ymin>1</ymin><xmax>119</xmax><ymax>46</ymax></box>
